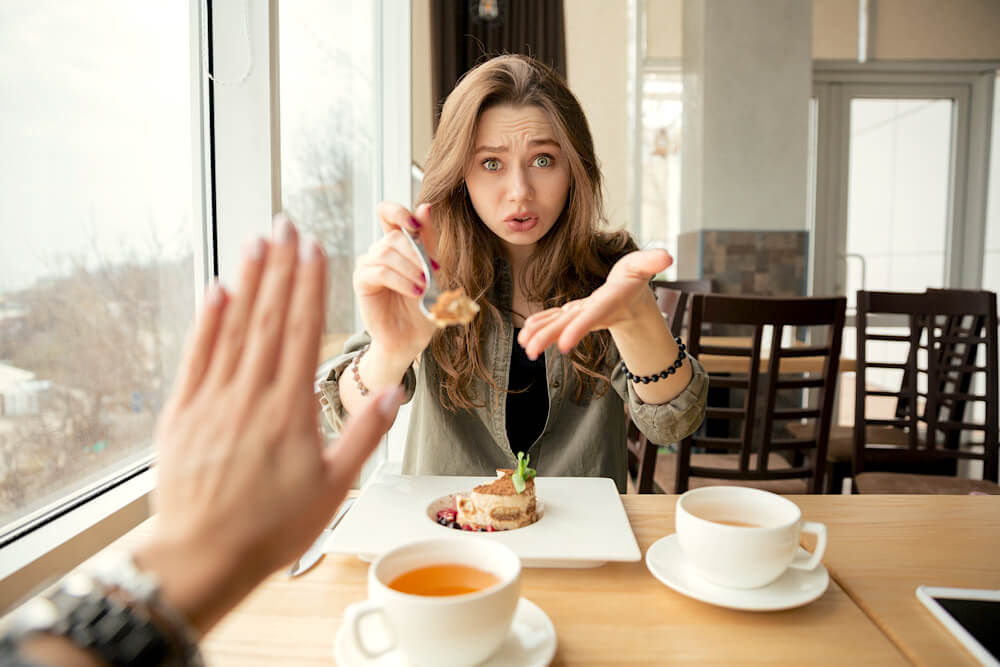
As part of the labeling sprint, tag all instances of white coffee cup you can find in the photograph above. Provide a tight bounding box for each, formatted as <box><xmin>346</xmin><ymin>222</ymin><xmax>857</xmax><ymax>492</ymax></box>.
<box><xmin>675</xmin><ymin>486</ymin><xmax>827</xmax><ymax>589</ymax></box>
<box><xmin>342</xmin><ymin>537</ymin><xmax>521</xmax><ymax>667</ymax></box>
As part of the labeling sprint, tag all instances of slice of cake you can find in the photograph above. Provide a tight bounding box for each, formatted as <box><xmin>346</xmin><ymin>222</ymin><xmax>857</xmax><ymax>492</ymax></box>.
<box><xmin>456</xmin><ymin>468</ymin><xmax>538</xmax><ymax>531</ymax></box>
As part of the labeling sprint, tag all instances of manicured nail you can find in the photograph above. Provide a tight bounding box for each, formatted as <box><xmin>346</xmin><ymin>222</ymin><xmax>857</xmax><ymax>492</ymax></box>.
<box><xmin>245</xmin><ymin>236</ymin><xmax>265</xmax><ymax>260</ymax></box>
<box><xmin>430</xmin><ymin>258</ymin><xmax>440</xmax><ymax>271</ymax></box>
<box><xmin>273</xmin><ymin>212</ymin><xmax>294</xmax><ymax>243</ymax></box>
<box><xmin>420</xmin><ymin>271</ymin><xmax>427</xmax><ymax>284</ymax></box>
<box><xmin>414</xmin><ymin>284</ymin><xmax>424</xmax><ymax>295</ymax></box>
<box><xmin>299</xmin><ymin>237</ymin><xmax>321</xmax><ymax>263</ymax></box>
<box><xmin>206</xmin><ymin>280</ymin><xmax>223</xmax><ymax>304</ymax></box>
<box><xmin>410</xmin><ymin>216</ymin><xmax>422</xmax><ymax>230</ymax></box>
<box><xmin>378</xmin><ymin>385</ymin><xmax>406</xmax><ymax>417</ymax></box>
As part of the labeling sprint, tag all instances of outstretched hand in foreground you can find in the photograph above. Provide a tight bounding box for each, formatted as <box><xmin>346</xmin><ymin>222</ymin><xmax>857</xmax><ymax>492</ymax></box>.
<box><xmin>136</xmin><ymin>215</ymin><xmax>404</xmax><ymax>633</ymax></box>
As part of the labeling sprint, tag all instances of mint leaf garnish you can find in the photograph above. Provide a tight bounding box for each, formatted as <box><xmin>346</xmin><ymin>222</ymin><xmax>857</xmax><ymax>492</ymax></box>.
<box><xmin>512</xmin><ymin>452</ymin><xmax>536</xmax><ymax>494</ymax></box>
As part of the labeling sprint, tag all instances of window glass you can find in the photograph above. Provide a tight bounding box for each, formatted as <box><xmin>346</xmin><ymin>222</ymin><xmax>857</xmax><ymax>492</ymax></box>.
<box><xmin>0</xmin><ymin>3</ymin><xmax>195</xmax><ymax>531</ymax></box>
<box><xmin>640</xmin><ymin>70</ymin><xmax>682</xmax><ymax>279</ymax></box>
<box><xmin>278</xmin><ymin>0</ymin><xmax>377</xmax><ymax>361</ymax></box>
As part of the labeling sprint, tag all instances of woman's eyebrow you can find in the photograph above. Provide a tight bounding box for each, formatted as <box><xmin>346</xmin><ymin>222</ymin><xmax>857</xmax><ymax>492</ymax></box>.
<box><xmin>474</xmin><ymin>138</ymin><xmax>560</xmax><ymax>153</ymax></box>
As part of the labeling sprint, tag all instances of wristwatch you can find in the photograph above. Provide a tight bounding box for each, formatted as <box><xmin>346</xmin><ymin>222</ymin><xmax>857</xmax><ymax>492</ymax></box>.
<box><xmin>0</xmin><ymin>554</ymin><xmax>203</xmax><ymax>666</ymax></box>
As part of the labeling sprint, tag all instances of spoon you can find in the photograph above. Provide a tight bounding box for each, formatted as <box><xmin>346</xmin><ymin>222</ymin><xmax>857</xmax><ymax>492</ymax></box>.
<box><xmin>405</xmin><ymin>231</ymin><xmax>441</xmax><ymax>320</ymax></box>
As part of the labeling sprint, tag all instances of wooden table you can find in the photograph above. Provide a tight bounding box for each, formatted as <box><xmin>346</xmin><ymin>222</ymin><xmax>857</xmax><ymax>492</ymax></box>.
<box><xmin>794</xmin><ymin>495</ymin><xmax>1000</xmax><ymax>667</ymax></box>
<box><xmin>99</xmin><ymin>494</ymin><xmax>1000</xmax><ymax>665</ymax></box>
<box><xmin>698</xmin><ymin>336</ymin><xmax>856</xmax><ymax>375</ymax></box>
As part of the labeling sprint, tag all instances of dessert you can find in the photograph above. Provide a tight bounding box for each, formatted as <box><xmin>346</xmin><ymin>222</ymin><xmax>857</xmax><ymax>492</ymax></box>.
<box><xmin>429</xmin><ymin>287</ymin><xmax>480</xmax><ymax>327</ymax></box>
<box><xmin>435</xmin><ymin>453</ymin><xmax>538</xmax><ymax>532</ymax></box>
<box><xmin>455</xmin><ymin>468</ymin><xmax>538</xmax><ymax>531</ymax></box>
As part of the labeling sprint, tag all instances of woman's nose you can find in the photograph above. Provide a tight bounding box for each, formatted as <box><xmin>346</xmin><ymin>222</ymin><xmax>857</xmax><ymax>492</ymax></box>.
<box><xmin>506</xmin><ymin>166</ymin><xmax>533</xmax><ymax>201</ymax></box>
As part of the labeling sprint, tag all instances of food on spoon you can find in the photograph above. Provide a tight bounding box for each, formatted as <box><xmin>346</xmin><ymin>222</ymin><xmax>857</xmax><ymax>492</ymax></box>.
<box><xmin>429</xmin><ymin>287</ymin><xmax>480</xmax><ymax>327</ymax></box>
<box><xmin>451</xmin><ymin>455</ymin><xmax>538</xmax><ymax>531</ymax></box>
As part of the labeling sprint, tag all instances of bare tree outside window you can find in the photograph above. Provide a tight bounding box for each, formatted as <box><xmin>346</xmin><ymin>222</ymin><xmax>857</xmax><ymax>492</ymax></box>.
<box><xmin>0</xmin><ymin>3</ymin><xmax>194</xmax><ymax>531</ymax></box>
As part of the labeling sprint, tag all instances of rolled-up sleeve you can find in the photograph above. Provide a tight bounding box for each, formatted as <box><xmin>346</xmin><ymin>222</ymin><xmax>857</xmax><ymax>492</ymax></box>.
<box><xmin>623</xmin><ymin>355</ymin><xmax>708</xmax><ymax>444</ymax></box>
<box><xmin>316</xmin><ymin>331</ymin><xmax>417</xmax><ymax>432</ymax></box>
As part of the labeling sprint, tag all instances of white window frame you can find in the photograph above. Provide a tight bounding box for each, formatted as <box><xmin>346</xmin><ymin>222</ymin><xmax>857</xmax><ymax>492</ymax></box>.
<box><xmin>0</xmin><ymin>0</ymin><xmax>410</xmax><ymax>613</ymax></box>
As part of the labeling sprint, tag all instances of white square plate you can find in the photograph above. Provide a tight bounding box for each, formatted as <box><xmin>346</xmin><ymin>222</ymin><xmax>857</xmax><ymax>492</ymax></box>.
<box><xmin>324</xmin><ymin>474</ymin><xmax>640</xmax><ymax>568</ymax></box>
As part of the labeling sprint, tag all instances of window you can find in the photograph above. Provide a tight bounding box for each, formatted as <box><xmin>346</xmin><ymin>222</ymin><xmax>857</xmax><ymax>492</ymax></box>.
<box><xmin>278</xmin><ymin>0</ymin><xmax>378</xmax><ymax>362</ymax></box>
<box><xmin>638</xmin><ymin>68</ymin><xmax>682</xmax><ymax>279</ymax></box>
<box><xmin>1</xmin><ymin>0</ymin><xmax>411</xmax><ymax>564</ymax></box>
<box><xmin>278</xmin><ymin>0</ymin><xmax>411</xmax><ymax>471</ymax></box>
<box><xmin>0</xmin><ymin>2</ymin><xmax>195</xmax><ymax>535</ymax></box>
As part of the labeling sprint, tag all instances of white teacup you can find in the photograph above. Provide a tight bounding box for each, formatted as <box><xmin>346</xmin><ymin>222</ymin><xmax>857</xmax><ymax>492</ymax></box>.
<box><xmin>342</xmin><ymin>537</ymin><xmax>521</xmax><ymax>667</ymax></box>
<box><xmin>675</xmin><ymin>486</ymin><xmax>827</xmax><ymax>589</ymax></box>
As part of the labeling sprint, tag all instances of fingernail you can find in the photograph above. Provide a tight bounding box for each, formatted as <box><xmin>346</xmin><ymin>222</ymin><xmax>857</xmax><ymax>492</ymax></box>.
<box><xmin>430</xmin><ymin>258</ymin><xmax>440</xmax><ymax>271</ymax></box>
<box><xmin>414</xmin><ymin>284</ymin><xmax>424</xmax><ymax>295</ymax></box>
<box><xmin>206</xmin><ymin>280</ymin><xmax>223</xmax><ymax>304</ymax></box>
<box><xmin>410</xmin><ymin>216</ymin><xmax>422</xmax><ymax>230</ymax></box>
<box><xmin>420</xmin><ymin>272</ymin><xmax>427</xmax><ymax>284</ymax></box>
<box><xmin>245</xmin><ymin>237</ymin><xmax>265</xmax><ymax>259</ymax></box>
<box><xmin>377</xmin><ymin>385</ymin><xmax>405</xmax><ymax>417</ymax></box>
<box><xmin>299</xmin><ymin>237</ymin><xmax>321</xmax><ymax>263</ymax></box>
<box><xmin>273</xmin><ymin>213</ymin><xmax>294</xmax><ymax>242</ymax></box>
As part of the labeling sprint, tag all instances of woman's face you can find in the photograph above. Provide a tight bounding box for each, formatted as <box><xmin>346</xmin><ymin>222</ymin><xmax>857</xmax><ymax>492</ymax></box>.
<box><xmin>464</xmin><ymin>104</ymin><xmax>571</xmax><ymax>258</ymax></box>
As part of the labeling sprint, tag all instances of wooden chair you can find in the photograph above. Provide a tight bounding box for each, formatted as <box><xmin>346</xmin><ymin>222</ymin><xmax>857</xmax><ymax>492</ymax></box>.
<box><xmin>627</xmin><ymin>280</ymin><xmax>714</xmax><ymax>492</ymax></box>
<box><xmin>851</xmin><ymin>290</ymin><xmax>1000</xmax><ymax>494</ymax></box>
<box><xmin>651</xmin><ymin>284</ymin><xmax>686</xmax><ymax>337</ymax></box>
<box><xmin>653</xmin><ymin>294</ymin><xmax>846</xmax><ymax>494</ymax></box>
<box><xmin>652</xmin><ymin>279</ymin><xmax>714</xmax><ymax>336</ymax></box>
<box><xmin>813</xmin><ymin>287</ymin><xmax>994</xmax><ymax>492</ymax></box>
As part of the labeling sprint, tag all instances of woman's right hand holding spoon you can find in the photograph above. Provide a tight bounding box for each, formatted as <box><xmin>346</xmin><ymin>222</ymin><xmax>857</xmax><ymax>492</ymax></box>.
<box><xmin>342</xmin><ymin>202</ymin><xmax>439</xmax><ymax>411</ymax></box>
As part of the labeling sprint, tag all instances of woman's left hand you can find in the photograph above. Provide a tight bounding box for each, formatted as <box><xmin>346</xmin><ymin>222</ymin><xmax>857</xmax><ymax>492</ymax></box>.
<box><xmin>518</xmin><ymin>249</ymin><xmax>672</xmax><ymax>359</ymax></box>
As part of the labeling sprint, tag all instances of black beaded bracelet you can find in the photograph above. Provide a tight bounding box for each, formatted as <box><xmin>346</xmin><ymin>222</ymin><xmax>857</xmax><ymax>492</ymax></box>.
<box><xmin>621</xmin><ymin>336</ymin><xmax>687</xmax><ymax>384</ymax></box>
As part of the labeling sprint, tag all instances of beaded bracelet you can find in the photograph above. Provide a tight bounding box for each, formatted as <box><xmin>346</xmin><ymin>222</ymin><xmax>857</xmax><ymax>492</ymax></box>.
<box><xmin>350</xmin><ymin>344</ymin><xmax>371</xmax><ymax>396</ymax></box>
<box><xmin>620</xmin><ymin>336</ymin><xmax>687</xmax><ymax>384</ymax></box>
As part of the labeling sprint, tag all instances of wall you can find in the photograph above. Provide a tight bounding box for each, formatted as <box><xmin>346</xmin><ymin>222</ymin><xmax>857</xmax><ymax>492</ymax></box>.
<box><xmin>813</xmin><ymin>0</ymin><xmax>1000</xmax><ymax>60</ymax></box>
<box><xmin>564</xmin><ymin>0</ymin><xmax>630</xmax><ymax>229</ymax></box>
<box><xmin>683</xmin><ymin>0</ymin><xmax>813</xmax><ymax>234</ymax></box>
<box><xmin>646</xmin><ymin>0</ymin><xmax>683</xmax><ymax>59</ymax></box>
<box><xmin>647</xmin><ymin>1</ymin><xmax>1000</xmax><ymax>61</ymax></box>
<box><xmin>411</xmin><ymin>0</ymin><xmax>432</xmax><ymax>172</ymax></box>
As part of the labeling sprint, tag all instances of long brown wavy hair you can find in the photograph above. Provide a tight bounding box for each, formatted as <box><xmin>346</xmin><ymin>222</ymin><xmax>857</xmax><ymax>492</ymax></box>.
<box><xmin>418</xmin><ymin>54</ymin><xmax>636</xmax><ymax>411</ymax></box>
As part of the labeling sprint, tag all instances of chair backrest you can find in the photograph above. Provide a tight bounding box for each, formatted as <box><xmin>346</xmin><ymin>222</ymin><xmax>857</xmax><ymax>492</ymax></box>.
<box><xmin>678</xmin><ymin>294</ymin><xmax>847</xmax><ymax>494</ymax></box>
<box><xmin>650</xmin><ymin>284</ymin><xmax>685</xmax><ymax>336</ymax></box>
<box><xmin>853</xmin><ymin>290</ymin><xmax>999</xmax><ymax>483</ymax></box>
<box><xmin>652</xmin><ymin>279</ymin><xmax>715</xmax><ymax>336</ymax></box>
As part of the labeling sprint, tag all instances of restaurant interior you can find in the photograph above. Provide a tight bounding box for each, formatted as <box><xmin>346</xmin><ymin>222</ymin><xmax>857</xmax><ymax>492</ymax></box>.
<box><xmin>0</xmin><ymin>1</ymin><xmax>998</xmax><ymax>665</ymax></box>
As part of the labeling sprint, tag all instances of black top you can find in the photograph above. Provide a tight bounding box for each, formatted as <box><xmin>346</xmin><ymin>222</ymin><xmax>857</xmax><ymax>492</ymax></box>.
<box><xmin>506</xmin><ymin>328</ymin><xmax>549</xmax><ymax>457</ymax></box>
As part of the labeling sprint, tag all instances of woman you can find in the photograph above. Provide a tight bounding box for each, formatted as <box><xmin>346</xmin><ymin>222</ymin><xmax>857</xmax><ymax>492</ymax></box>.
<box><xmin>321</xmin><ymin>55</ymin><xmax>707</xmax><ymax>492</ymax></box>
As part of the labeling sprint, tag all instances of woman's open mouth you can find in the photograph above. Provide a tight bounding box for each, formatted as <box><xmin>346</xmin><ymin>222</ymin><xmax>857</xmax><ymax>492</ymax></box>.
<box><xmin>504</xmin><ymin>214</ymin><xmax>538</xmax><ymax>232</ymax></box>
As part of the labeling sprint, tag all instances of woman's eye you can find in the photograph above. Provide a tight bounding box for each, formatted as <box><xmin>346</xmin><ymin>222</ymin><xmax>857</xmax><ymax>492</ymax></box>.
<box><xmin>533</xmin><ymin>154</ymin><xmax>553</xmax><ymax>168</ymax></box>
<box><xmin>482</xmin><ymin>158</ymin><xmax>501</xmax><ymax>171</ymax></box>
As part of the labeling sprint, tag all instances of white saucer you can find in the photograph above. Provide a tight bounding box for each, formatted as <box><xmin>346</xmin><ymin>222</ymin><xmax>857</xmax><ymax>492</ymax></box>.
<box><xmin>645</xmin><ymin>533</ymin><xmax>829</xmax><ymax>611</ymax></box>
<box><xmin>333</xmin><ymin>597</ymin><xmax>557</xmax><ymax>666</ymax></box>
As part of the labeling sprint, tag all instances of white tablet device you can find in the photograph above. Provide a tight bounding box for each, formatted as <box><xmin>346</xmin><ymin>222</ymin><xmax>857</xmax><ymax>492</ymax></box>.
<box><xmin>916</xmin><ymin>586</ymin><xmax>1000</xmax><ymax>667</ymax></box>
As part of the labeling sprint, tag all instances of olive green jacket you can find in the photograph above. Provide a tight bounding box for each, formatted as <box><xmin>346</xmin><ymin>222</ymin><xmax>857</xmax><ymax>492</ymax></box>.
<box><xmin>318</xmin><ymin>270</ymin><xmax>708</xmax><ymax>493</ymax></box>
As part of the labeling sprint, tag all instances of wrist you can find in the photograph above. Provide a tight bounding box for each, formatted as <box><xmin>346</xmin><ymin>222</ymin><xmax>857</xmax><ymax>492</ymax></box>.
<box><xmin>363</xmin><ymin>339</ymin><xmax>418</xmax><ymax>386</ymax></box>
<box><xmin>133</xmin><ymin>538</ymin><xmax>258</xmax><ymax>636</ymax></box>
<box><xmin>608</xmin><ymin>295</ymin><xmax>671</xmax><ymax>349</ymax></box>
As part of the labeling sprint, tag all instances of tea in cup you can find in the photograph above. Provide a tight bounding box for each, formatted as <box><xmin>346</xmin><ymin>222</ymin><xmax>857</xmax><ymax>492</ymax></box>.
<box><xmin>342</xmin><ymin>537</ymin><xmax>521</xmax><ymax>666</ymax></box>
<box><xmin>675</xmin><ymin>486</ymin><xmax>827</xmax><ymax>589</ymax></box>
